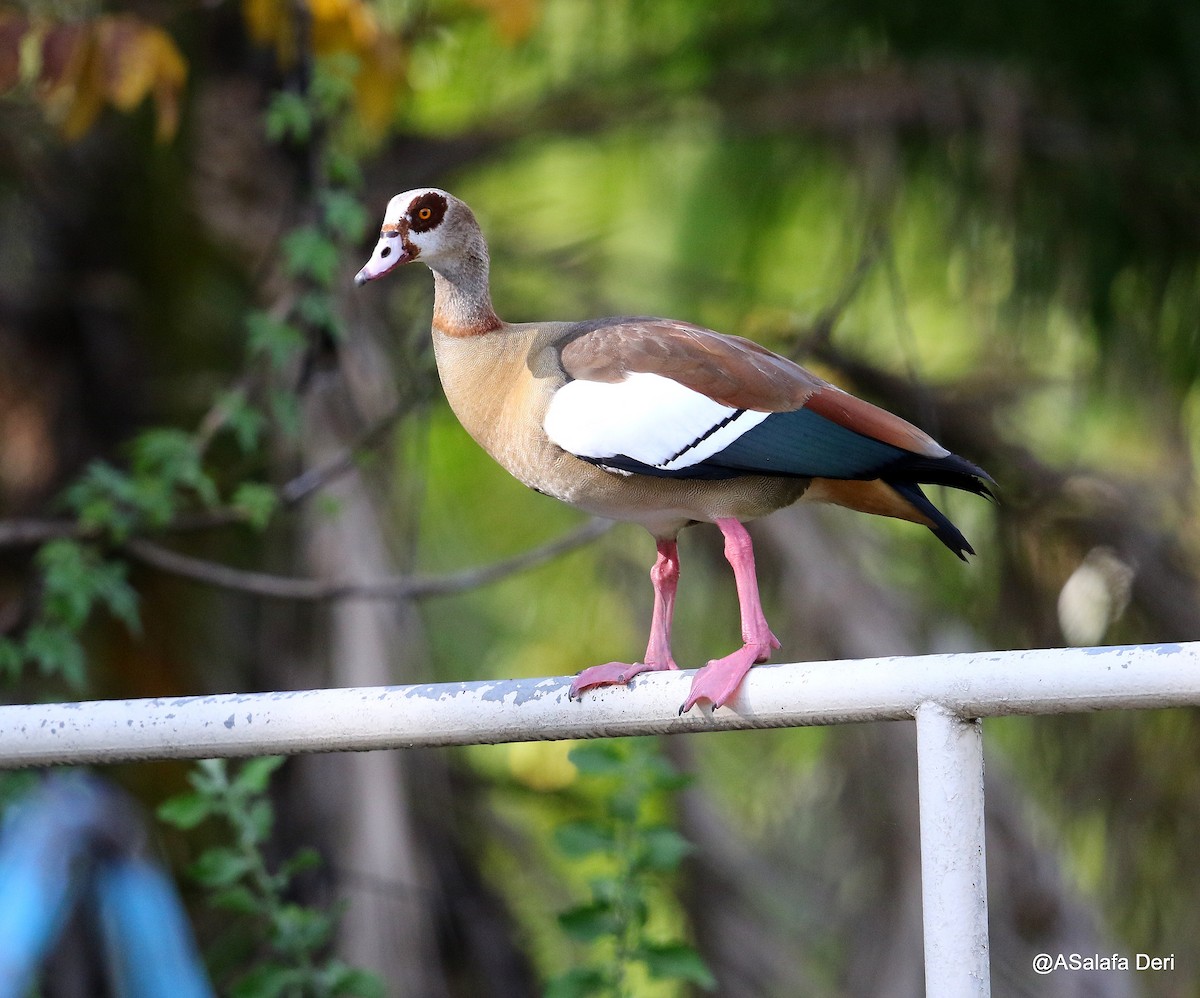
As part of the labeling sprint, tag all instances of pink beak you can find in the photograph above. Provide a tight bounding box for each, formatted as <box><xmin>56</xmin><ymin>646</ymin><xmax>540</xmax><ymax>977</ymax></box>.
<box><xmin>354</xmin><ymin>234</ymin><xmax>412</xmax><ymax>286</ymax></box>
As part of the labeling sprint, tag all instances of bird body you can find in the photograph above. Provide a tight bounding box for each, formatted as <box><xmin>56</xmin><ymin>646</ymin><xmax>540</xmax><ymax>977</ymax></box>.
<box><xmin>357</xmin><ymin>188</ymin><xmax>990</xmax><ymax>711</ymax></box>
<box><xmin>431</xmin><ymin>319</ymin><xmax>812</xmax><ymax>536</ymax></box>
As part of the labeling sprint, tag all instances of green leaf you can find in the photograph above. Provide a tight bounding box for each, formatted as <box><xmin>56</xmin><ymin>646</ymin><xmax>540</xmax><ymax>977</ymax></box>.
<box><xmin>642</xmin><ymin>753</ymin><xmax>692</xmax><ymax>791</ymax></box>
<box><xmin>129</xmin><ymin>429</ymin><xmax>218</xmax><ymax>511</ymax></box>
<box><xmin>544</xmin><ymin>967</ymin><xmax>610</xmax><ymax>998</ymax></box>
<box><xmin>234</xmin><ymin>755</ymin><xmax>286</xmax><ymax>794</ymax></box>
<box><xmin>279</xmin><ymin>846</ymin><xmax>322</xmax><ymax>880</ymax></box>
<box><xmin>0</xmin><ymin>772</ymin><xmax>38</xmax><ymax>810</ymax></box>
<box><xmin>34</xmin><ymin>541</ymin><xmax>139</xmax><ymax>637</ymax></box>
<box><xmin>23</xmin><ymin>624</ymin><xmax>85</xmax><ymax>687</ymax></box>
<box><xmin>246</xmin><ymin>311</ymin><xmax>305</xmax><ymax>370</ymax></box>
<box><xmin>157</xmin><ymin>790</ymin><xmax>215</xmax><ymax>830</ymax></box>
<box><xmin>264</xmin><ymin>90</ymin><xmax>311</xmax><ymax>144</ymax></box>
<box><xmin>587</xmin><ymin>876</ymin><xmax>619</xmax><ymax>906</ymax></box>
<box><xmin>216</xmin><ymin>389</ymin><xmax>266</xmax><ymax>454</ymax></box>
<box><xmin>282</xmin><ymin>225</ymin><xmax>339</xmax><ymax>286</ymax></box>
<box><xmin>554</xmin><ymin>819</ymin><xmax>615</xmax><ymax>859</ymax></box>
<box><xmin>320</xmin><ymin>189</ymin><xmax>368</xmax><ymax>243</ymax></box>
<box><xmin>191</xmin><ymin>758</ymin><xmax>229</xmax><ymax>794</ymax></box>
<box><xmin>271</xmin><ymin>902</ymin><xmax>334</xmax><ymax>952</ymax></box>
<box><xmin>92</xmin><ymin>560</ymin><xmax>141</xmax><ymax>635</ymax></box>
<box><xmin>131</xmin><ymin>428</ymin><xmax>194</xmax><ymax>476</ymax></box>
<box><xmin>269</xmin><ymin>388</ymin><xmax>302</xmax><ymax>439</ymax></box>
<box><xmin>628</xmin><ymin>895</ymin><xmax>650</xmax><ymax>932</ymax></box>
<box><xmin>70</xmin><ymin>496</ymin><xmax>125</xmax><ymax>537</ymax></box>
<box><xmin>608</xmin><ymin>788</ymin><xmax>642</xmax><ymax>823</ymax></box>
<box><xmin>211</xmin><ymin>884</ymin><xmax>261</xmax><ymax>915</ymax></box>
<box><xmin>231</xmin><ymin>961</ymin><xmax>301</xmax><ymax>998</ymax></box>
<box><xmin>310</xmin><ymin>53</ymin><xmax>359</xmax><ymax>114</ymax></box>
<box><xmin>37</xmin><ymin>540</ymin><xmax>94</xmax><ymax>628</ymax></box>
<box><xmin>320</xmin><ymin>960</ymin><xmax>385</xmax><ymax>998</ymax></box>
<box><xmin>636</xmin><ymin>826</ymin><xmax>694</xmax><ymax>873</ymax></box>
<box><xmin>244</xmin><ymin>798</ymin><xmax>275</xmax><ymax>845</ymax></box>
<box><xmin>63</xmin><ymin>461</ymin><xmax>140</xmax><ymax>537</ymax></box>
<box><xmin>568</xmin><ymin>740</ymin><xmax>627</xmax><ymax>776</ymax></box>
<box><xmin>231</xmin><ymin>482</ymin><xmax>278</xmax><ymax>531</ymax></box>
<box><xmin>0</xmin><ymin>637</ymin><xmax>22</xmax><ymax>680</ymax></box>
<box><xmin>638</xmin><ymin>942</ymin><xmax>716</xmax><ymax>988</ymax></box>
<box><xmin>128</xmin><ymin>479</ymin><xmax>175</xmax><ymax>527</ymax></box>
<box><xmin>325</xmin><ymin>148</ymin><xmax>363</xmax><ymax>189</ymax></box>
<box><xmin>190</xmin><ymin>846</ymin><xmax>254</xmax><ymax>888</ymax></box>
<box><xmin>557</xmin><ymin>900</ymin><xmax>618</xmax><ymax>943</ymax></box>
<box><xmin>295</xmin><ymin>289</ymin><xmax>338</xmax><ymax>333</ymax></box>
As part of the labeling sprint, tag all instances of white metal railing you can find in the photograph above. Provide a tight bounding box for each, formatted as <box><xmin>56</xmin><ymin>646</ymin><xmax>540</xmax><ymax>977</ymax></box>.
<box><xmin>2</xmin><ymin>641</ymin><xmax>1198</xmax><ymax>996</ymax></box>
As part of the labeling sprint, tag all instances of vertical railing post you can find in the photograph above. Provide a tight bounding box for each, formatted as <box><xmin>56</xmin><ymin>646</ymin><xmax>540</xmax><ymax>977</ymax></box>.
<box><xmin>915</xmin><ymin>701</ymin><xmax>990</xmax><ymax>997</ymax></box>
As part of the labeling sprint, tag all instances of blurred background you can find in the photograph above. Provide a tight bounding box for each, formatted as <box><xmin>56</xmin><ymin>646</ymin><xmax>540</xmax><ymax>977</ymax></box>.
<box><xmin>0</xmin><ymin>0</ymin><xmax>1198</xmax><ymax>995</ymax></box>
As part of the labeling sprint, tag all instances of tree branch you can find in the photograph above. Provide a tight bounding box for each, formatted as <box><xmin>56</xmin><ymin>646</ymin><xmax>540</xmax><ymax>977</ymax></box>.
<box><xmin>122</xmin><ymin>518</ymin><xmax>613</xmax><ymax>603</ymax></box>
<box><xmin>0</xmin><ymin>402</ymin><xmax>409</xmax><ymax>553</ymax></box>
<box><xmin>0</xmin><ymin>519</ymin><xmax>92</xmax><ymax>546</ymax></box>
<box><xmin>799</xmin><ymin>224</ymin><xmax>886</xmax><ymax>353</ymax></box>
<box><xmin>0</xmin><ymin>509</ymin><xmax>253</xmax><ymax>549</ymax></box>
<box><xmin>278</xmin><ymin>404</ymin><xmax>405</xmax><ymax>506</ymax></box>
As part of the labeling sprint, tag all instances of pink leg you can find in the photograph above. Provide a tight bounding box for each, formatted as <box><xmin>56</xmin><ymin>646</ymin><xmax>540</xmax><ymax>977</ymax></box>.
<box><xmin>680</xmin><ymin>518</ymin><xmax>780</xmax><ymax>714</ymax></box>
<box><xmin>569</xmin><ymin>539</ymin><xmax>681</xmax><ymax>699</ymax></box>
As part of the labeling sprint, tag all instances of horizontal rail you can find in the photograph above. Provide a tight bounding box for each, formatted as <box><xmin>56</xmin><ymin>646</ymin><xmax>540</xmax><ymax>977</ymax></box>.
<box><xmin>0</xmin><ymin>643</ymin><xmax>1196</xmax><ymax>769</ymax></box>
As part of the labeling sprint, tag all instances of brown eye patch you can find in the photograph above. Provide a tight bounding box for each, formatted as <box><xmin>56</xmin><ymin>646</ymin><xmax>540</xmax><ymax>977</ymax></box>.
<box><xmin>408</xmin><ymin>191</ymin><xmax>447</xmax><ymax>232</ymax></box>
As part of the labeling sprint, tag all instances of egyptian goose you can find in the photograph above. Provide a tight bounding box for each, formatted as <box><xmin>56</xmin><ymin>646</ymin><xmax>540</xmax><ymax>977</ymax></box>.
<box><xmin>356</xmin><ymin>189</ymin><xmax>991</xmax><ymax>713</ymax></box>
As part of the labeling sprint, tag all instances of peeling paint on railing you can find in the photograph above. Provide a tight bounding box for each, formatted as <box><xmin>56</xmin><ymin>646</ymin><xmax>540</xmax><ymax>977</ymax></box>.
<box><xmin>0</xmin><ymin>642</ymin><xmax>1195</xmax><ymax>769</ymax></box>
<box><xmin>2</xmin><ymin>641</ymin><xmax>1197</xmax><ymax>998</ymax></box>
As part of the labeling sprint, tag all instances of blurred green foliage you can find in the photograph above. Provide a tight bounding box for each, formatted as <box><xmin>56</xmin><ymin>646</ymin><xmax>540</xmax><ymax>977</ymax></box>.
<box><xmin>1</xmin><ymin>0</ymin><xmax>1199</xmax><ymax>992</ymax></box>
<box><xmin>546</xmin><ymin>740</ymin><xmax>713</xmax><ymax>998</ymax></box>
<box><xmin>159</xmin><ymin>758</ymin><xmax>384</xmax><ymax>998</ymax></box>
<box><xmin>392</xmin><ymin>0</ymin><xmax>1200</xmax><ymax>988</ymax></box>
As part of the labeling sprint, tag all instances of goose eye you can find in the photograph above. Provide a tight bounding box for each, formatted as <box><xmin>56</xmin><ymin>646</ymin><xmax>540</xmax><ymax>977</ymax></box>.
<box><xmin>408</xmin><ymin>193</ymin><xmax>446</xmax><ymax>232</ymax></box>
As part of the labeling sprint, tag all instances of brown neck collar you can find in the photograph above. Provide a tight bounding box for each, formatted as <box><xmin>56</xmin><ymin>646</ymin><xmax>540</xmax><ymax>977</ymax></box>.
<box><xmin>429</xmin><ymin>252</ymin><xmax>502</xmax><ymax>337</ymax></box>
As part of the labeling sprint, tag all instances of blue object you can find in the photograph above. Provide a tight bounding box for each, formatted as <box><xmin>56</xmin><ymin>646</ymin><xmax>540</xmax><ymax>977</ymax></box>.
<box><xmin>95</xmin><ymin>858</ymin><xmax>213</xmax><ymax>998</ymax></box>
<box><xmin>0</xmin><ymin>774</ymin><xmax>214</xmax><ymax>998</ymax></box>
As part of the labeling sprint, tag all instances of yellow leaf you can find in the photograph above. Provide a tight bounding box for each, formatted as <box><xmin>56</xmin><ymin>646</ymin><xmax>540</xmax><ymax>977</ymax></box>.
<box><xmin>464</xmin><ymin>0</ymin><xmax>540</xmax><ymax>43</ymax></box>
<box><xmin>242</xmin><ymin>0</ymin><xmax>293</xmax><ymax>63</ymax></box>
<box><xmin>243</xmin><ymin>0</ymin><xmax>380</xmax><ymax>63</ymax></box>
<box><xmin>59</xmin><ymin>35</ymin><xmax>104</xmax><ymax>140</ymax></box>
<box><xmin>352</xmin><ymin>41</ymin><xmax>406</xmax><ymax>138</ymax></box>
<box><xmin>237</xmin><ymin>0</ymin><xmax>407</xmax><ymax>141</ymax></box>
<box><xmin>150</xmin><ymin>36</ymin><xmax>187</xmax><ymax>141</ymax></box>
<box><xmin>32</xmin><ymin>14</ymin><xmax>187</xmax><ymax>142</ymax></box>
<box><xmin>37</xmin><ymin>21</ymin><xmax>105</xmax><ymax>140</ymax></box>
<box><xmin>99</xmin><ymin>16</ymin><xmax>155</xmax><ymax>111</ymax></box>
<box><xmin>98</xmin><ymin>15</ymin><xmax>187</xmax><ymax>139</ymax></box>
<box><xmin>310</xmin><ymin>0</ymin><xmax>378</xmax><ymax>55</ymax></box>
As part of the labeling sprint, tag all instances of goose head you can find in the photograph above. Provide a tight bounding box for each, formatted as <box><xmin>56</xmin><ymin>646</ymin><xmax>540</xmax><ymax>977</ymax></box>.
<box><xmin>355</xmin><ymin>188</ymin><xmax>485</xmax><ymax>286</ymax></box>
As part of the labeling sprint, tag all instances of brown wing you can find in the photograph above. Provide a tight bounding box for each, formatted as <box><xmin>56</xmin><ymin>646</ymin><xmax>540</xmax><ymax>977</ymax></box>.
<box><xmin>555</xmin><ymin>316</ymin><xmax>946</xmax><ymax>458</ymax></box>
<box><xmin>556</xmin><ymin>317</ymin><xmax>824</xmax><ymax>412</ymax></box>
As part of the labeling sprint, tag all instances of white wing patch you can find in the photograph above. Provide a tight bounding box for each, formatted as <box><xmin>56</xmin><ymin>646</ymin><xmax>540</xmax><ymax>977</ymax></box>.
<box><xmin>544</xmin><ymin>372</ymin><xmax>769</xmax><ymax>473</ymax></box>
